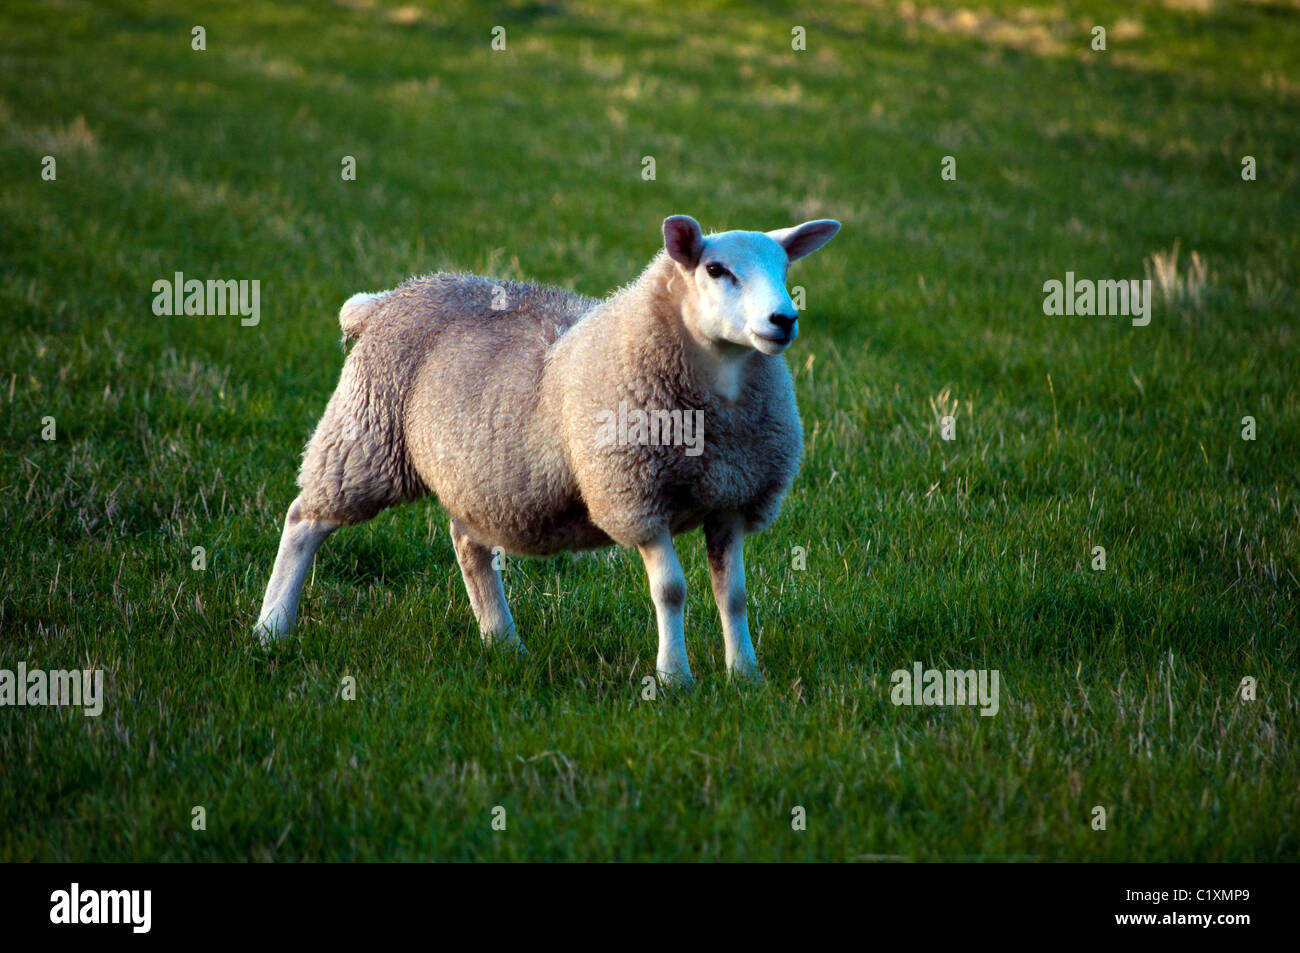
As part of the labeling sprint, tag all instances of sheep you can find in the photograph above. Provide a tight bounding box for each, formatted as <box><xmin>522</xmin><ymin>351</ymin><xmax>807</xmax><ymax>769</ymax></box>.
<box><xmin>254</xmin><ymin>214</ymin><xmax>840</xmax><ymax>683</ymax></box>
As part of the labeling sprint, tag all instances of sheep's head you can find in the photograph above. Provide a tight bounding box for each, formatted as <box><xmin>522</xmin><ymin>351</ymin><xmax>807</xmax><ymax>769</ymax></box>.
<box><xmin>664</xmin><ymin>214</ymin><xmax>839</xmax><ymax>357</ymax></box>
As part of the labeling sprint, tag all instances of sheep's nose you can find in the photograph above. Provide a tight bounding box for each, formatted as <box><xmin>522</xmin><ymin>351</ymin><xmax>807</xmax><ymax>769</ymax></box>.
<box><xmin>769</xmin><ymin>312</ymin><xmax>797</xmax><ymax>335</ymax></box>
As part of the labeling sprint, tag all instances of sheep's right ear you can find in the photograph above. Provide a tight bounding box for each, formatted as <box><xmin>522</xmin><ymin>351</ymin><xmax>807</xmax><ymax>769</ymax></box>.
<box><xmin>769</xmin><ymin>219</ymin><xmax>841</xmax><ymax>262</ymax></box>
<box><xmin>663</xmin><ymin>215</ymin><xmax>704</xmax><ymax>268</ymax></box>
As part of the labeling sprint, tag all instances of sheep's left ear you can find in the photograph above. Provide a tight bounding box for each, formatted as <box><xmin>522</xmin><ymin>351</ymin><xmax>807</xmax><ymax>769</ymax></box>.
<box><xmin>768</xmin><ymin>220</ymin><xmax>840</xmax><ymax>262</ymax></box>
<box><xmin>664</xmin><ymin>215</ymin><xmax>704</xmax><ymax>267</ymax></box>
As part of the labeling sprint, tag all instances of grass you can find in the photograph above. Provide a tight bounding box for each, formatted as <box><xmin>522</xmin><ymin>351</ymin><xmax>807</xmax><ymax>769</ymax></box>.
<box><xmin>0</xmin><ymin>0</ymin><xmax>1296</xmax><ymax>861</ymax></box>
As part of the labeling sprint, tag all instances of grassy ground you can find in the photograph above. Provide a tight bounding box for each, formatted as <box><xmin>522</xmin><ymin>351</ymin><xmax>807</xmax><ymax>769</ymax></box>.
<box><xmin>1</xmin><ymin>0</ymin><xmax>1296</xmax><ymax>861</ymax></box>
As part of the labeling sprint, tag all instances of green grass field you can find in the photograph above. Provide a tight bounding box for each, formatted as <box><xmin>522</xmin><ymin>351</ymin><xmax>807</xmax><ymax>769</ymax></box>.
<box><xmin>1</xmin><ymin>0</ymin><xmax>1297</xmax><ymax>861</ymax></box>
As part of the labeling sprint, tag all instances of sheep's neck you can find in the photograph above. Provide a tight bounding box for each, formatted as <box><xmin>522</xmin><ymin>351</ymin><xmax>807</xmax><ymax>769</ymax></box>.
<box><xmin>598</xmin><ymin>252</ymin><xmax>757</xmax><ymax>404</ymax></box>
<box><xmin>677</xmin><ymin>328</ymin><xmax>753</xmax><ymax>404</ymax></box>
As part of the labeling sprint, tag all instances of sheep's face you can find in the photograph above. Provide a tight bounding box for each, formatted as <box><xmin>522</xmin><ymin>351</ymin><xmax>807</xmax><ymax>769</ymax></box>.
<box><xmin>664</xmin><ymin>216</ymin><xmax>840</xmax><ymax>358</ymax></box>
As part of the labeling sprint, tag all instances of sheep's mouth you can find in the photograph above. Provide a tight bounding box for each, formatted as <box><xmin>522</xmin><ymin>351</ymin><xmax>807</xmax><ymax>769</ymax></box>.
<box><xmin>751</xmin><ymin>331</ymin><xmax>794</xmax><ymax>348</ymax></box>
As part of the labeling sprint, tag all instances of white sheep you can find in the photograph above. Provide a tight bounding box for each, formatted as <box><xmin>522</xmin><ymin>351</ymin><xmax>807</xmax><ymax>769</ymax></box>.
<box><xmin>254</xmin><ymin>214</ymin><xmax>840</xmax><ymax>683</ymax></box>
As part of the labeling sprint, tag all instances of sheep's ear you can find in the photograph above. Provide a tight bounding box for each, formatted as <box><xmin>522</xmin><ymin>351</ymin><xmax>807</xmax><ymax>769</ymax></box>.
<box><xmin>663</xmin><ymin>215</ymin><xmax>704</xmax><ymax>267</ymax></box>
<box><xmin>769</xmin><ymin>219</ymin><xmax>841</xmax><ymax>262</ymax></box>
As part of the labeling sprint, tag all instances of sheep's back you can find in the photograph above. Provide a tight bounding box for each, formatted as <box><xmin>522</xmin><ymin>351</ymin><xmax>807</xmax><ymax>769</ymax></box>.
<box><xmin>371</xmin><ymin>274</ymin><xmax>608</xmax><ymax>552</ymax></box>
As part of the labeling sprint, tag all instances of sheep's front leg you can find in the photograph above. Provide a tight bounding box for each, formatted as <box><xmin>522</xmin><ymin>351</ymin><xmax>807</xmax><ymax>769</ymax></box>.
<box><xmin>255</xmin><ymin>497</ymin><xmax>339</xmax><ymax>643</ymax></box>
<box><xmin>449</xmin><ymin>519</ymin><xmax>524</xmax><ymax>651</ymax></box>
<box><xmin>637</xmin><ymin>529</ymin><xmax>692</xmax><ymax>685</ymax></box>
<box><xmin>704</xmin><ymin>515</ymin><xmax>761</xmax><ymax>680</ymax></box>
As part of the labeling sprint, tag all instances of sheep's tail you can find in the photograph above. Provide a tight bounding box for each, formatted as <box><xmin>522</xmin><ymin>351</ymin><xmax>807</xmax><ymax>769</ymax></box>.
<box><xmin>339</xmin><ymin>291</ymin><xmax>385</xmax><ymax>340</ymax></box>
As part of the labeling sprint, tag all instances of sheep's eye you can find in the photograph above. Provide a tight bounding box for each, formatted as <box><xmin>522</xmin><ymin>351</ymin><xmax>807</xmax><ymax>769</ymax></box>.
<box><xmin>705</xmin><ymin>262</ymin><xmax>729</xmax><ymax>279</ymax></box>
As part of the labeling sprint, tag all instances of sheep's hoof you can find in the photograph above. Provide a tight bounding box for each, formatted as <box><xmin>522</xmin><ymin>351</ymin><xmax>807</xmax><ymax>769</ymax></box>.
<box><xmin>484</xmin><ymin>631</ymin><xmax>528</xmax><ymax>655</ymax></box>
<box><xmin>253</xmin><ymin>619</ymin><xmax>283</xmax><ymax>647</ymax></box>
<box><xmin>728</xmin><ymin>663</ymin><xmax>763</xmax><ymax>684</ymax></box>
<box><xmin>656</xmin><ymin>669</ymin><xmax>695</xmax><ymax>691</ymax></box>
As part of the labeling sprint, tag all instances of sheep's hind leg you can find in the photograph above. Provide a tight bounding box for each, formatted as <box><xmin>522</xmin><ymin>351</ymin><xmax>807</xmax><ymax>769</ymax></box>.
<box><xmin>704</xmin><ymin>515</ymin><xmax>761</xmax><ymax>680</ymax></box>
<box><xmin>637</xmin><ymin>529</ymin><xmax>692</xmax><ymax>686</ymax></box>
<box><xmin>449</xmin><ymin>519</ymin><xmax>524</xmax><ymax>652</ymax></box>
<box><xmin>254</xmin><ymin>497</ymin><xmax>339</xmax><ymax>643</ymax></box>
